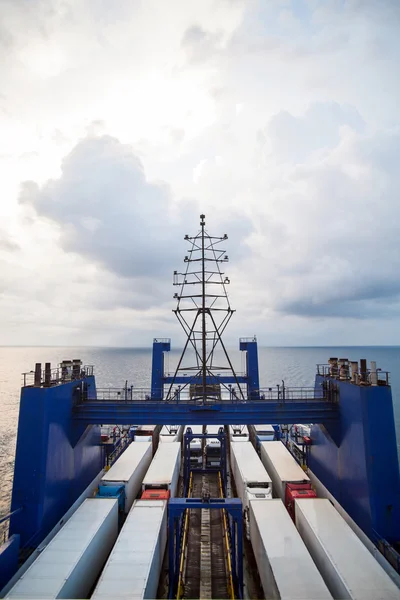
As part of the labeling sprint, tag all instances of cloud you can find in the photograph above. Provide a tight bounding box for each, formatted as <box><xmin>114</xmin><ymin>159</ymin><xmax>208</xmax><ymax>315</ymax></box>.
<box><xmin>240</xmin><ymin>115</ymin><xmax>400</xmax><ymax>320</ymax></box>
<box><xmin>19</xmin><ymin>135</ymin><xmax>195</xmax><ymax>279</ymax></box>
<box><xmin>0</xmin><ymin>234</ymin><xmax>19</xmax><ymax>252</ymax></box>
<box><xmin>265</xmin><ymin>102</ymin><xmax>365</xmax><ymax>163</ymax></box>
<box><xmin>19</xmin><ymin>134</ymin><xmax>254</xmax><ymax>314</ymax></box>
<box><xmin>1</xmin><ymin>0</ymin><xmax>400</xmax><ymax>346</ymax></box>
<box><xmin>181</xmin><ymin>25</ymin><xmax>226</xmax><ymax>64</ymax></box>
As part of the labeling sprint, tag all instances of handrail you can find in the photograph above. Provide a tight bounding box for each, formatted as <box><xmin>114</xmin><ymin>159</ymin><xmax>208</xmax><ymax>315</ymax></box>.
<box><xmin>80</xmin><ymin>384</ymin><xmax>334</xmax><ymax>404</ymax></box>
<box><xmin>316</xmin><ymin>364</ymin><xmax>390</xmax><ymax>386</ymax></box>
<box><xmin>0</xmin><ymin>506</ymin><xmax>23</xmax><ymax>526</ymax></box>
<box><xmin>22</xmin><ymin>365</ymin><xmax>94</xmax><ymax>388</ymax></box>
<box><xmin>176</xmin><ymin>472</ymin><xmax>193</xmax><ymax>599</ymax></box>
<box><xmin>218</xmin><ymin>471</ymin><xmax>235</xmax><ymax>600</ymax></box>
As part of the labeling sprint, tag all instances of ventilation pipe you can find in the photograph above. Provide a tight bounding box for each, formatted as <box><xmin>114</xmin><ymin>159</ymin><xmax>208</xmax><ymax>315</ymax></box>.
<box><xmin>350</xmin><ymin>361</ymin><xmax>359</xmax><ymax>384</ymax></box>
<box><xmin>360</xmin><ymin>359</ymin><xmax>367</xmax><ymax>383</ymax></box>
<box><xmin>328</xmin><ymin>357</ymin><xmax>338</xmax><ymax>377</ymax></box>
<box><xmin>34</xmin><ymin>363</ymin><xmax>42</xmax><ymax>387</ymax></box>
<box><xmin>338</xmin><ymin>358</ymin><xmax>349</xmax><ymax>380</ymax></box>
<box><xmin>370</xmin><ymin>361</ymin><xmax>378</xmax><ymax>386</ymax></box>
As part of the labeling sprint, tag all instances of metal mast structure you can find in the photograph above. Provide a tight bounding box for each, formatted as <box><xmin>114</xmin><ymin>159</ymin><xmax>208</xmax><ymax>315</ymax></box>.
<box><xmin>166</xmin><ymin>214</ymin><xmax>244</xmax><ymax>402</ymax></box>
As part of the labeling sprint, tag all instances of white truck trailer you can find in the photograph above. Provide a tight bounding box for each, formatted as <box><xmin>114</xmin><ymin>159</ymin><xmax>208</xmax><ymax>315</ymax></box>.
<box><xmin>6</xmin><ymin>498</ymin><xmax>118</xmax><ymax>599</ymax></box>
<box><xmin>230</xmin><ymin>442</ymin><xmax>272</xmax><ymax>510</ymax></box>
<box><xmin>249</xmin><ymin>499</ymin><xmax>332</xmax><ymax>600</ymax></box>
<box><xmin>253</xmin><ymin>424</ymin><xmax>276</xmax><ymax>442</ymax></box>
<box><xmin>100</xmin><ymin>441</ymin><xmax>152</xmax><ymax>512</ymax></box>
<box><xmin>260</xmin><ymin>440</ymin><xmax>310</xmax><ymax>500</ymax></box>
<box><xmin>231</xmin><ymin>442</ymin><xmax>272</xmax><ymax>537</ymax></box>
<box><xmin>142</xmin><ymin>441</ymin><xmax>181</xmax><ymax>498</ymax></box>
<box><xmin>229</xmin><ymin>425</ymin><xmax>249</xmax><ymax>442</ymax></box>
<box><xmin>92</xmin><ymin>499</ymin><xmax>167</xmax><ymax>600</ymax></box>
<box><xmin>295</xmin><ymin>498</ymin><xmax>400</xmax><ymax>599</ymax></box>
<box><xmin>159</xmin><ymin>425</ymin><xmax>183</xmax><ymax>443</ymax></box>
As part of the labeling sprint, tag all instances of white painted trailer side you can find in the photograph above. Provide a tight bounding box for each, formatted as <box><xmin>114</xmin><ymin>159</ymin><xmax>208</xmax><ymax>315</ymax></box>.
<box><xmin>101</xmin><ymin>441</ymin><xmax>152</xmax><ymax>512</ymax></box>
<box><xmin>142</xmin><ymin>442</ymin><xmax>181</xmax><ymax>496</ymax></box>
<box><xmin>159</xmin><ymin>425</ymin><xmax>183</xmax><ymax>443</ymax></box>
<box><xmin>229</xmin><ymin>425</ymin><xmax>249</xmax><ymax>442</ymax></box>
<box><xmin>230</xmin><ymin>442</ymin><xmax>272</xmax><ymax>511</ymax></box>
<box><xmin>260</xmin><ymin>441</ymin><xmax>309</xmax><ymax>500</ymax></box>
<box><xmin>295</xmin><ymin>499</ymin><xmax>400</xmax><ymax>600</ymax></box>
<box><xmin>6</xmin><ymin>498</ymin><xmax>118</xmax><ymax>599</ymax></box>
<box><xmin>249</xmin><ymin>499</ymin><xmax>332</xmax><ymax>600</ymax></box>
<box><xmin>92</xmin><ymin>500</ymin><xmax>167</xmax><ymax>600</ymax></box>
<box><xmin>254</xmin><ymin>424</ymin><xmax>275</xmax><ymax>441</ymax></box>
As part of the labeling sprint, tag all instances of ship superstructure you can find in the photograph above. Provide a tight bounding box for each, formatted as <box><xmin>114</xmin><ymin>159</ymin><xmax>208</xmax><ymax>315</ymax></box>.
<box><xmin>0</xmin><ymin>216</ymin><xmax>399</xmax><ymax>598</ymax></box>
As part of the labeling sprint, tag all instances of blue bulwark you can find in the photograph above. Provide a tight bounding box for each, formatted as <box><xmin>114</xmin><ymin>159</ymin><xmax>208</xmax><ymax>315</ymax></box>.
<box><xmin>309</xmin><ymin>375</ymin><xmax>400</xmax><ymax>544</ymax></box>
<box><xmin>9</xmin><ymin>376</ymin><xmax>103</xmax><ymax>549</ymax></box>
<box><xmin>0</xmin><ymin>534</ymin><xmax>20</xmax><ymax>591</ymax></box>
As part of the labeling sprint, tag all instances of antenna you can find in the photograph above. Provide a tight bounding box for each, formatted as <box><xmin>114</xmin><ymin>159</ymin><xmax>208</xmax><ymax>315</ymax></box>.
<box><xmin>167</xmin><ymin>214</ymin><xmax>244</xmax><ymax>403</ymax></box>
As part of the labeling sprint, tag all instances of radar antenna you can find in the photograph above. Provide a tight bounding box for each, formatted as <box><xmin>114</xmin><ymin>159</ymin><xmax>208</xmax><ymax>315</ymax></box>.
<box><xmin>166</xmin><ymin>214</ymin><xmax>244</xmax><ymax>403</ymax></box>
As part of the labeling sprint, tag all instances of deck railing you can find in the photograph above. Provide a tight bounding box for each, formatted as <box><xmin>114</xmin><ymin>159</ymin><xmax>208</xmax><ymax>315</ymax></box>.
<box><xmin>317</xmin><ymin>364</ymin><xmax>390</xmax><ymax>386</ymax></box>
<box><xmin>22</xmin><ymin>365</ymin><xmax>94</xmax><ymax>388</ymax></box>
<box><xmin>87</xmin><ymin>383</ymin><xmax>333</xmax><ymax>404</ymax></box>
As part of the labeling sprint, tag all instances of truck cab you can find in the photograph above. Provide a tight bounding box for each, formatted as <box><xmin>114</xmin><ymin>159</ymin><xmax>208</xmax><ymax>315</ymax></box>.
<box><xmin>285</xmin><ymin>482</ymin><xmax>317</xmax><ymax>521</ymax></box>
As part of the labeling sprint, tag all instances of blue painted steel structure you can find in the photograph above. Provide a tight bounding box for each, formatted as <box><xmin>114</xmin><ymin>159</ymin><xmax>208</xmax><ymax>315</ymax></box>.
<box><xmin>9</xmin><ymin>375</ymin><xmax>103</xmax><ymax>550</ymax></box>
<box><xmin>72</xmin><ymin>399</ymin><xmax>339</xmax><ymax>425</ymax></box>
<box><xmin>182</xmin><ymin>428</ymin><xmax>228</xmax><ymax>496</ymax></box>
<box><xmin>151</xmin><ymin>338</ymin><xmax>171</xmax><ymax>398</ymax></box>
<box><xmin>151</xmin><ymin>338</ymin><xmax>259</xmax><ymax>400</ymax></box>
<box><xmin>0</xmin><ymin>535</ymin><xmax>19</xmax><ymax>591</ymax></box>
<box><xmin>0</xmin><ymin>348</ymin><xmax>399</xmax><ymax>591</ymax></box>
<box><xmin>168</xmin><ymin>497</ymin><xmax>243</xmax><ymax>599</ymax></box>
<box><xmin>74</xmin><ymin>336</ymin><xmax>341</xmax><ymax>426</ymax></box>
<box><xmin>239</xmin><ymin>338</ymin><xmax>260</xmax><ymax>399</ymax></box>
<box><xmin>309</xmin><ymin>374</ymin><xmax>400</xmax><ymax>545</ymax></box>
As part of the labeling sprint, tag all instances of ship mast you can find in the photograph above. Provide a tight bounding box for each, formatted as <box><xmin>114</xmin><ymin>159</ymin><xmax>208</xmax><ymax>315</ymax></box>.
<box><xmin>166</xmin><ymin>214</ymin><xmax>244</xmax><ymax>403</ymax></box>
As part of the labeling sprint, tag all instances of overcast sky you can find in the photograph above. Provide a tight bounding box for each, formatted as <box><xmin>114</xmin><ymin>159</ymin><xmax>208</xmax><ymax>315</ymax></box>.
<box><xmin>1</xmin><ymin>0</ymin><xmax>399</xmax><ymax>347</ymax></box>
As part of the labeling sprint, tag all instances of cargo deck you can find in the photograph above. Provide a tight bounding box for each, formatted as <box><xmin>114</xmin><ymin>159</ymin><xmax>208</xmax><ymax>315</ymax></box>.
<box><xmin>180</xmin><ymin>471</ymin><xmax>231</xmax><ymax>599</ymax></box>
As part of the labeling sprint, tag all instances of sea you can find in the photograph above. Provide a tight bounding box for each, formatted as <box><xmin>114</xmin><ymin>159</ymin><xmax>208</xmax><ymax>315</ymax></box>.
<box><xmin>1</xmin><ymin>345</ymin><xmax>399</xmax><ymax>529</ymax></box>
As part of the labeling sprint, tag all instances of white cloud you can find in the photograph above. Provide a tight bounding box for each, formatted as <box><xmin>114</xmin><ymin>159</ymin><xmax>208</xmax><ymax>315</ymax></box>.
<box><xmin>193</xmin><ymin>159</ymin><xmax>208</xmax><ymax>183</ymax></box>
<box><xmin>0</xmin><ymin>0</ymin><xmax>400</xmax><ymax>346</ymax></box>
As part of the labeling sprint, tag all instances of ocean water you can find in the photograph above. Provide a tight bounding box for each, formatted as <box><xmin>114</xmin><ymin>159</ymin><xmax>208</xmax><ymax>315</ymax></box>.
<box><xmin>0</xmin><ymin>345</ymin><xmax>399</xmax><ymax>523</ymax></box>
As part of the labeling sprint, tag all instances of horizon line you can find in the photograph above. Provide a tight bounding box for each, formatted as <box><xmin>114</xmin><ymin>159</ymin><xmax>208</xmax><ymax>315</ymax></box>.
<box><xmin>1</xmin><ymin>344</ymin><xmax>399</xmax><ymax>349</ymax></box>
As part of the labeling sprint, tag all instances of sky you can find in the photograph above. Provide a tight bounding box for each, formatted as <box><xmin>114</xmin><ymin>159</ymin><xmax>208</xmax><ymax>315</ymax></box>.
<box><xmin>0</xmin><ymin>0</ymin><xmax>400</xmax><ymax>347</ymax></box>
